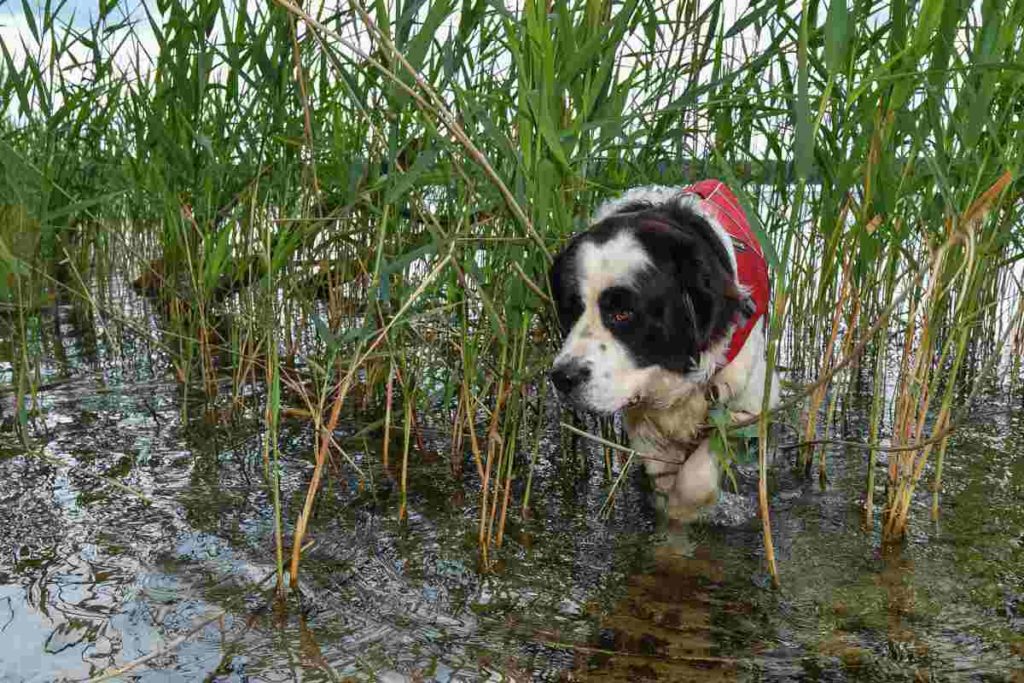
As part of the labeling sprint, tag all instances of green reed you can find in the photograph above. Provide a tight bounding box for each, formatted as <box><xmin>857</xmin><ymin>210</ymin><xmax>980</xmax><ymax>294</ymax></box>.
<box><xmin>2</xmin><ymin>0</ymin><xmax>1023</xmax><ymax>588</ymax></box>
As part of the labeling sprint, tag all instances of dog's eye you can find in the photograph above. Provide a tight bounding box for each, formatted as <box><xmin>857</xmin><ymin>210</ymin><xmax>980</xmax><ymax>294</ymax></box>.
<box><xmin>598</xmin><ymin>286</ymin><xmax>637</xmax><ymax>329</ymax></box>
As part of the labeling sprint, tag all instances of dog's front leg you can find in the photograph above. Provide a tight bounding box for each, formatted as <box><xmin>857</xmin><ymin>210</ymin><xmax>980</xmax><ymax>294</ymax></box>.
<box><xmin>639</xmin><ymin>440</ymin><xmax>719</xmax><ymax>522</ymax></box>
<box><xmin>665</xmin><ymin>439</ymin><xmax>719</xmax><ymax>520</ymax></box>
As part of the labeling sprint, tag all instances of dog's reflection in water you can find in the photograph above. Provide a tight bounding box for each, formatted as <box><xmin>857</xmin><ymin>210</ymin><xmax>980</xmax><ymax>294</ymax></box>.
<box><xmin>577</xmin><ymin>524</ymin><xmax>738</xmax><ymax>682</ymax></box>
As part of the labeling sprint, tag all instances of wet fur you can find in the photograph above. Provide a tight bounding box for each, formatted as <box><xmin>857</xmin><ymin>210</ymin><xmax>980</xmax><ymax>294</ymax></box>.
<box><xmin>550</xmin><ymin>187</ymin><xmax>779</xmax><ymax>519</ymax></box>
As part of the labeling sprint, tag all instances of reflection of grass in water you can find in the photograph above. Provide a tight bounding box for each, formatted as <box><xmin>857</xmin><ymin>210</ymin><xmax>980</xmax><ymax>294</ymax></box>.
<box><xmin>2</xmin><ymin>0</ymin><xmax>1023</xmax><ymax>602</ymax></box>
<box><xmin>776</xmin><ymin>424</ymin><xmax>1024</xmax><ymax>676</ymax></box>
<box><xmin>804</xmin><ymin>556</ymin><xmax>1018</xmax><ymax>678</ymax></box>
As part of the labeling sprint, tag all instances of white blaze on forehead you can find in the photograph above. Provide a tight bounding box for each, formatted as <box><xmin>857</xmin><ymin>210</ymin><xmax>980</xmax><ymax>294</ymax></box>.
<box><xmin>575</xmin><ymin>231</ymin><xmax>651</xmax><ymax>302</ymax></box>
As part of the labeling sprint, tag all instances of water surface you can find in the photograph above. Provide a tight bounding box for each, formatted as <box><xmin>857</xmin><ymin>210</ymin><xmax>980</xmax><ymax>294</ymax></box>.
<box><xmin>1</xmin><ymin>294</ymin><xmax>1022</xmax><ymax>681</ymax></box>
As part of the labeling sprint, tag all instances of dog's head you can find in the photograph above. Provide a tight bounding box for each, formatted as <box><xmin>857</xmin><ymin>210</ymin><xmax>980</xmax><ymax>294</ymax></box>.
<box><xmin>548</xmin><ymin>189</ymin><xmax>751</xmax><ymax>413</ymax></box>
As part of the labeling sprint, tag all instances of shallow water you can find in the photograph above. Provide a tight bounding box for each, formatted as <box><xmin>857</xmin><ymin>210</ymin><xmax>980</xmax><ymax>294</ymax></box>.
<box><xmin>1</xmin><ymin>296</ymin><xmax>1023</xmax><ymax>681</ymax></box>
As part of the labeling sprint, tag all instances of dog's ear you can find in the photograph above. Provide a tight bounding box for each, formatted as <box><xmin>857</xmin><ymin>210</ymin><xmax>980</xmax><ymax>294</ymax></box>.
<box><xmin>646</xmin><ymin>208</ymin><xmax>743</xmax><ymax>351</ymax></box>
<box><xmin>548</xmin><ymin>237</ymin><xmax>584</xmax><ymax>336</ymax></box>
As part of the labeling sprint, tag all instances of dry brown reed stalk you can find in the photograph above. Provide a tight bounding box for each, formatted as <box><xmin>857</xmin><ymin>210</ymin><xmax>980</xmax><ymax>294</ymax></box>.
<box><xmin>511</xmin><ymin>260</ymin><xmax>553</xmax><ymax>306</ymax></box>
<box><xmin>382</xmin><ymin>361</ymin><xmax>395</xmax><ymax>469</ymax></box>
<box><xmin>885</xmin><ymin>251</ymin><xmax>958</xmax><ymax>538</ymax></box>
<box><xmin>495</xmin><ymin>389</ymin><xmax>523</xmax><ymax>546</ymax></box>
<box><xmin>493</xmin><ymin>458</ymin><xmax>509</xmax><ymax>548</ymax></box>
<box><xmin>399</xmin><ymin>394</ymin><xmax>412</xmax><ymax>521</ymax></box>
<box><xmin>884</xmin><ymin>256</ymin><xmax>932</xmax><ymax>539</ymax></box>
<box><xmin>891</xmin><ymin>287</ymin><xmax>920</xmax><ymax>443</ymax></box>
<box><xmin>263</xmin><ymin>345</ymin><xmax>286</xmax><ymax>593</ymax></box>
<box><xmin>880</xmin><ymin>171</ymin><xmax>1014</xmax><ymax>541</ymax></box>
<box><xmin>801</xmin><ymin>250</ymin><xmax>853</xmax><ymax>475</ymax></box>
<box><xmin>887</xmin><ymin>406</ymin><xmax>951</xmax><ymax>539</ymax></box>
<box><xmin>199</xmin><ymin>324</ymin><xmax>219</xmax><ymax>399</ymax></box>
<box><xmin>450</xmin><ymin>391</ymin><xmax>466</xmax><ymax>477</ymax></box>
<box><xmin>232</xmin><ymin>336</ymin><xmax>260</xmax><ymax>407</ymax></box>
<box><xmin>483</xmin><ymin>389</ymin><xmax>508</xmax><ymax>556</ymax></box>
<box><xmin>289</xmin><ymin>366</ymin><xmax>348</xmax><ymax>587</ymax></box>
<box><xmin>461</xmin><ymin>378</ymin><xmax>487</xmax><ymax>482</ymax></box>
<box><xmin>758</xmin><ymin>431</ymin><xmax>778</xmax><ymax>588</ymax></box>
<box><xmin>522</xmin><ymin>382</ymin><xmax>548</xmax><ymax>515</ymax></box>
<box><xmin>495</xmin><ymin>435</ymin><xmax>514</xmax><ymax>547</ymax></box>
<box><xmin>865</xmin><ymin>254</ymin><xmax>897</xmax><ymax>524</ymax></box>
<box><xmin>478</xmin><ymin>373</ymin><xmax>511</xmax><ymax>568</ymax></box>
<box><xmin>494</xmin><ymin>324</ymin><xmax>532</xmax><ymax>547</ymax></box>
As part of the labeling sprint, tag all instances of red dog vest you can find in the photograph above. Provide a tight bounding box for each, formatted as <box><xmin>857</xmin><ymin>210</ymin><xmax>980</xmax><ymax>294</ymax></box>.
<box><xmin>683</xmin><ymin>180</ymin><xmax>770</xmax><ymax>365</ymax></box>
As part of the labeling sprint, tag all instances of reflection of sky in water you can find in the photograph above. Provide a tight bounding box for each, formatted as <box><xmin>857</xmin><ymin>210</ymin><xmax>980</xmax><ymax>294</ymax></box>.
<box><xmin>0</xmin><ymin>545</ymin><xmax>180</xmax><ymax>681</ymax></box>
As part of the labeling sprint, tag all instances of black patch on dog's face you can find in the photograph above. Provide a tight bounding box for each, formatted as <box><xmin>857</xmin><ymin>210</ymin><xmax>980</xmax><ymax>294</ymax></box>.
<box><xmin>549</xmin><ymin>219</ymin><xmax>619</xmax><ymax>335</ymax></box>
<box><xmin>549</xmin><ymin>202</ymin><xmax>743</xmax><ymax>375</ymax></box>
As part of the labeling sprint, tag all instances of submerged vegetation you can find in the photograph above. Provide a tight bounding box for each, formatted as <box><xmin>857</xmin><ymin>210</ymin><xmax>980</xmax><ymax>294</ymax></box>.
<box><xmin>2</xmin><ymin>0</ymin><xmax>1023</xmax><ymax>598</ymax></box>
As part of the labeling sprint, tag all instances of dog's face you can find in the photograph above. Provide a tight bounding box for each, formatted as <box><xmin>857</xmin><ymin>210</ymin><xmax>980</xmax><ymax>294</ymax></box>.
<box><xmin>549</xmin><ymin>196</ymin><xmax>748</xmax><ymax>413</ymax></box>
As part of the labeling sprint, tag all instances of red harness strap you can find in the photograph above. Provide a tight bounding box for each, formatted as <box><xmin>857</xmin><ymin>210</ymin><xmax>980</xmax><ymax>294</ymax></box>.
<box><xmin>682</xmin><ymin>180</ymin><xmax>770</xmax><ymax>365</ymax></box>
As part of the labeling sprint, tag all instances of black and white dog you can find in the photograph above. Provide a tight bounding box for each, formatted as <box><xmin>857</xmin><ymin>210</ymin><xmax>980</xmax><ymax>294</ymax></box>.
<box><xmin>549</xmin><ymin>180</ymin><xmax>779</xmax><ymax>519</ymax></box>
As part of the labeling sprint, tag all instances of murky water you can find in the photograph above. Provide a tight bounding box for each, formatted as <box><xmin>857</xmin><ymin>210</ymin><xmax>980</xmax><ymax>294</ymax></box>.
<box><xmin>1</xmin><ymin>294</ymin><xmax>1023</xmax><ymax>681</ymax></box>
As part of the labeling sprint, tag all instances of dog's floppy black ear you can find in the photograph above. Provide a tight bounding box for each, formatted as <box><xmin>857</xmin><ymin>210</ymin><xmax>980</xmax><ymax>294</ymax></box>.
<box><xmin>643</xmin><ymin>206</ymin><xmax>743</xmax><ymax>351</ymax></box>
<box><xmin>548</xmin><ymin>237</ymin><xmax>584</xmax><ymax>336</ymax></box>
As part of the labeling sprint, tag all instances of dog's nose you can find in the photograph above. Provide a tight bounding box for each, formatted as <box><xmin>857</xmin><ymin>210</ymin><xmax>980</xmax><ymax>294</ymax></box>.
<box><xmin>550</xmin><ymin>362</ymin><xmax>590</xmax><ymax>394</ymax></box>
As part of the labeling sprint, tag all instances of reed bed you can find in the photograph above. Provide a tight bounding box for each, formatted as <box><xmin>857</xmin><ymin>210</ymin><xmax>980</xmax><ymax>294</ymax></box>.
<box><xmin>2</xmin><ymin>0</ymin><xmax>1023</xmax><ymax>592</ymax></box>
